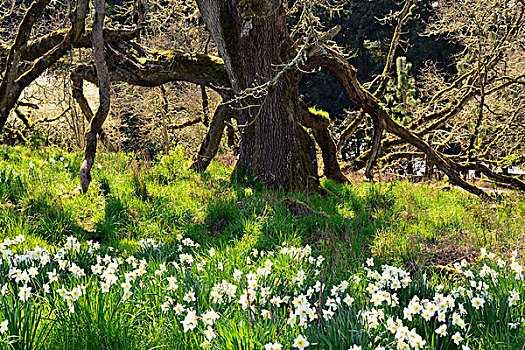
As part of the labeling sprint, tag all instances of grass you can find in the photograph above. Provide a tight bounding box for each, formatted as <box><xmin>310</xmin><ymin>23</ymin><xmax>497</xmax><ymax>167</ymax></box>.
<box><xmin>0</xmin><ymin>144</ymin><xmax>524</xmax><ymax>349</ymax></box>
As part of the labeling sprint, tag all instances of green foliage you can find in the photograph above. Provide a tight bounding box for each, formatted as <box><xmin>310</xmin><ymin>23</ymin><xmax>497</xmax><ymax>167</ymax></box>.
<box><xmin>384</xmin><ymin>57</ymin><xmax>421</xmax><ymax>122</ymax></box>
<box><xmin>130</xmin><ymin>160</ymin><xmax>148</xmax><ymax>199</ymax></box>
<box><xmin>300</xmin><ymin>0</ymin><xmax>461</xmax><ymax>119</ymax></box>
<box><xmin>0</xmin><ymin>145</ymin><xmax>524</xmax><ymax>349</ymax></box>
<box><xmin>308</xmin><ymin>106</ymin><xmax>330</xmax><ymax>119</ymax></box>
<box><xmin>1</xmin><ymin>292</ymin><xmax>54</xmax><ymax>350</ymax></box>
<box><xmin>0</xmin><ymin>168</ymin><xmax>27</xmax><ymax>203</ymax></box>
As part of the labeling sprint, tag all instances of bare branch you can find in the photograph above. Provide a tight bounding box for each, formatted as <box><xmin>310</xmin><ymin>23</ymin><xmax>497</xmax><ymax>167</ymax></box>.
<box><xmin>80</xmin><ymin>0</ymin><xmax>110</xmax><ymax>193</ymax></box>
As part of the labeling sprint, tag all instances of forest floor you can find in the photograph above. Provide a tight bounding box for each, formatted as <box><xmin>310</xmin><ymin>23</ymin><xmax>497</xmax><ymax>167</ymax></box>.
<box><xmin>0</xmin><ymin>145</ymin><xmax>524</xmax><ymax>349</ymax></box>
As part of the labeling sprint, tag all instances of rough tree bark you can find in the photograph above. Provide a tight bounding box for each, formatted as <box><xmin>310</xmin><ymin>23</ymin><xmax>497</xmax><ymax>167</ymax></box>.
<box><xmin>195</xmin><ymin>0</ymin><xmax>320</xmax><ymax>191</ymax></box>
<box><xmin>79</xmin><ymin>0</ymin><xmax>110</xmax><ymax>193</ymax></box>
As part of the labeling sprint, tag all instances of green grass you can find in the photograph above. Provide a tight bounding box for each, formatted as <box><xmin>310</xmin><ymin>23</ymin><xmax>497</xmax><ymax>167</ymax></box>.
<box><xmin>2</xmin><ymin>145</ymin><xmax>524</xmax><ymax>265</ymax></box>
<box><xmin>0</xmin><ymin>145</ymin><xmax>524</xmax><ymax>349</ymax></box>
<box><xmin>0</xmin><ymin>144</ymin><xmax>524</xmax><ymax>269</ymax></box>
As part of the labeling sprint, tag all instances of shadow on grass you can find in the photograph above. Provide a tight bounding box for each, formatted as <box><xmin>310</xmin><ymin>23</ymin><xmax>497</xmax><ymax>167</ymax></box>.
<box><xmin>93</xmin><ymin>195</ymin><xmax>132</xmax><ymax>243</ymax></box>
<box><xmin>24</xmin><ymin>193</ymin><xmax>85</xmax><ymax>244</ymax></box>
<box><xmin>3</xmin><ymin>150</ymin><xmax>523</xmax><ymax>277</ymax></box>
<box><xmin>181</xmin><ymin>180</ymin><xmax>395</xmax><ymax>275</ymax></box>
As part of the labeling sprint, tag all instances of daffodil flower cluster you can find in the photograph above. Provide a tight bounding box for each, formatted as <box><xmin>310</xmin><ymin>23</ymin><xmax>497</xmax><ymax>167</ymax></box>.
<box><xmin>0</xmin><ymin>234</ymin><xmax>523</xmax><ymax>349</ymax></box>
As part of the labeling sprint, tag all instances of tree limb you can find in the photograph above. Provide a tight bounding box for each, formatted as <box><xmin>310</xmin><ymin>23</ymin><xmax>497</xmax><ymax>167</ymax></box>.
<box><xmin>190</xmin><ymin>104</ymin><xmax>233</xmax><ymax>172</ymax></box>
<box><xmin>315</xmin><ymin>54</ymin><xmax>493</xmax><ymax>199</ymax></box>
<box><xmin>71</xmin><ymin>42</ymin><xmax>229</xmax><ymax>92</ymax></box>
<box><xmin>0</xmin><ymin>0</ymin><xmax>90</xmax><ymax>134</ymax></box>
<box><xmin>169</xmin><ymin>117</ymin><xmax>203</xmax><ymax>130</ymax></box>
<box><xmin>70</xmin><ymin>70</ymin><xmax>113</xmax><ymax>151</ymax></box>
<box><xmin>80</xmin><ymin>0</ymin><xmax>110</xmax><ymax>193</ymax></box>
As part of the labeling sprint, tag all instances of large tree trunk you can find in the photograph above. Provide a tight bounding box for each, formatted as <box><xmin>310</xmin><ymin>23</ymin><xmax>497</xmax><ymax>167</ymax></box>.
<box><xmin>195</xmin><ymin>0</ymin><xmax>319</xmax><ymax>191</ymax></box>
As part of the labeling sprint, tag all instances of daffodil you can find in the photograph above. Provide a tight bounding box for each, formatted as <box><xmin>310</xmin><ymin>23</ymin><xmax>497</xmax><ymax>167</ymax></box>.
<box><xmin>0</xmin><ymin>320</ymin><xmax>7</xmax><ymax>333</ymax></box>
<box><xmin>471</xmin><ymin>296</ymin><xmax>485</xmax><ymax>310</ymax></box>
<box><xmin>18</xmin><ymin>285</ymin><xmax>31</xmax><ymax>301</ymax></box>
<box><xmin>435</xmin><ymin>324</ymin><xmax>447</xmax><ymax>337</ymax></box>
<box><xmin>203</xmin><ymin>326</ymin><xmax>215</xmax><ymax>340</ymax></box>
<box><xmin>452</xmin><ymin>332</ymin><xmax>464</xmax><ymax>345</ymax></box>
<box><xmin>292</xmin><ymin>334</ymin><xmax>309</xmax><ymax>350</ymax></box>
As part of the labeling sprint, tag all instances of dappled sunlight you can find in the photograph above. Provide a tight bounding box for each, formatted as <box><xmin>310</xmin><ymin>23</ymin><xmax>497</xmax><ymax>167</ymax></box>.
<box><xmin>1</xmin><ymin>145</ymin><xmax>524</xmax><ymax>348</ymax></box>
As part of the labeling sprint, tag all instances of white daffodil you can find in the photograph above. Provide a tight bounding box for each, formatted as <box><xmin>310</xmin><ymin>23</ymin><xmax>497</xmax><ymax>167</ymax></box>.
<box><xmin>452</xmin><ymin>332</ymin><xmax>464</xmax><ymax>345</ymax></box>
<box><xmin>182</xmin><ymin>310</ymin><xmax>197</xmax><ymax>332</ymax></box>
<box><xmin>203</xmin><ymin>326</ymin><xmax>216</xmax><ymax>340</ymax></box>
<box><xmin>201</xmin><ymin>310</ymin><xmax>220</xmax><ymax>326</ymax></box>
<box><xmin>435</xmin><ymin>324</ymin><xmax>447</xmax><ymax>337</ymax></box>
<box><xmin>18</xmin><ymin>285</ymin><xmax>31</xmax><ymax>302</ymax></box>
<box><xmin>264</xmin><ymin>343</ymin><xmax>283</xmax><ymax>350</ymax></box>
<box><xmin>343</xmin><ymin>294</ymin><xmax>355</xmax><ymax>306</ymax></box>
<box><xmin>471</xmin><ymin>296</ymin><xmax>485</xmax><ymax>310</ymax></box>
<box><xmin>0</xmin><ymin>320</ymin><xmax>8</xmax><ymax>333</ymax></box>
<box><xmin>292</xmin><ymin>334</ymin><xmax>310</xmax><ymax>350</ymax></box>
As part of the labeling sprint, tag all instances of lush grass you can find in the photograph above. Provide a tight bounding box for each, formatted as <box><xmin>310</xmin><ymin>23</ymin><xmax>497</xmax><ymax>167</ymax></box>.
<box><xmin>0</xmin><ymin>145</ymin><xmax>524</xmax><ymax>349</ymax></box>
<box><xmin>1</xmin><ymin>145</ymin><xmax>523</xmax><ymax>269</ymax></box>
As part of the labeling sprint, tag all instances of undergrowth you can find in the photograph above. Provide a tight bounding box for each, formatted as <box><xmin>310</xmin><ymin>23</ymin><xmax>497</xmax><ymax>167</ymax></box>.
<box><xmin>0</xmin><ymin>145</ymin><xmax>524</xmax><ymax>349</ymax></box>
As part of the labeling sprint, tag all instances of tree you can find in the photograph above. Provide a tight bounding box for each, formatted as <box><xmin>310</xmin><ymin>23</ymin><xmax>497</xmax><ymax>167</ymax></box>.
<box><xmin>0</xmin><ymin>0</ymin><xmax>89</xmax><ymax>133</ymax></box>
<box><xmin>1</xmin><ymin>0</ymin><xmax>524</xmax><ymax>199</ymax></box>
<box><xmin>346</xmin><ymin>0</ymin><xmax>525</xmax><ymax>192</ymax></box>
<box><xmin>193</xmin><ymin>0</ymin><xmax>325</xmax><ymax>191</ymax></box>
<box><xmin>72</xmin><ymin>0</ymin><xmax>349</xmax><ymax>192</ymax></box>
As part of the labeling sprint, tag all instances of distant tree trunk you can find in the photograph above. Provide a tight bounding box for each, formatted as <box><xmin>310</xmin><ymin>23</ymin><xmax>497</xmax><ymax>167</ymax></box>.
<box><xmin>190</xmin><ymin>104</ymin><xmax>232</xmax><ymax>172</ymax></box>
<box><xmin>195</xmin><ymin>0</ymin><xmax>319</xmax><ymax>191</ymax></box>
<box><xmin>407</xmin><ymin>159</ymin><xmax>414</xmax><ymax>176</ymax></box>
<box><xmin>79</xmin><ymin>0</ymin><xmax>110</xmax><ymax>193</ymax></box>
<box><xmin>425</xmin><ymin>156</ymin><xmax>434</xmax><ymax>180</ymax></box>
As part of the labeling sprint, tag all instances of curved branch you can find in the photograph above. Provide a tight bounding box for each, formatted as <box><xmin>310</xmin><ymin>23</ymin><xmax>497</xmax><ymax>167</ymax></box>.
<box><xmin>70</xmin><ymin>71</ymin><xmax>113</xmax><ymax>151</ymax></box>
<box><xmin>334</xmin><ymin>0</ymin><xmax>414</xmax><ymax>158</ymax></box>
<box><xmin>315</xmin><ymin>54</ymin><xmax>493</xmax><ymax>199</ymax></box>
<box><xmin>351</xmin><ymin>74</ymin><xmax>524</xmax><ymax>170</ymax></box>
<box><xmin>378</xmin><ymin>151</ymin><xmax>425</xmax><ymax>164</ymax></box>
<box><xmin>455</xmin><ymin>162</ymin><xmax>525</xmax><ymax>192</ymax></box>
<box><xmin>0</xmin><ymin>0</ymin><xmax>90</xmax><ymax>134</ymax></box>
<box><xmin>16</xmin><ymin>0</ymin><xmax>89</xmax><ymax>92</ymax></box>
<box><xmin>0</xmin><ymin>0</ymin><xmax>51</xmax><ymax>131</ymax></box>
<box><xmin>71</xmin><ymin>42</ymin><xmax>229</xmax><ymax>92</ymax></box>
<box><xmin>169</xmin><ymin>117</ymin><xmax>203</xmax><ymax>129</ymax></box>
<box><xmin>18</xmin><ymin>28</ymin><xmax>140</xmax><ymax>63</ymax></box>
<box><xmin>374</xmin><ymin>0</ymin><xmax>415</xmax><ymax>96</ymax></box>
